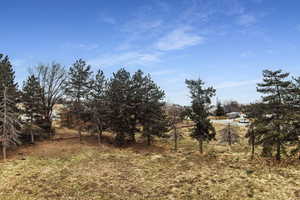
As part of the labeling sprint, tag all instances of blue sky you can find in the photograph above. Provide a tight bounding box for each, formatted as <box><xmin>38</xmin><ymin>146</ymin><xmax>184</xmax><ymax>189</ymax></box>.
<box><xmin>1</xmin><ymin>0</ymin><xmax>300</xmax><ymax>105</ymax></box>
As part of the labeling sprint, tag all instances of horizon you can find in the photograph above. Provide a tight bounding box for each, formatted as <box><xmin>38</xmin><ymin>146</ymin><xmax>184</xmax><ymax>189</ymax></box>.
<box><xmin>2</xmin><ymin>0</ymin><xmax>300</xmax><ymax>105</ymax></box>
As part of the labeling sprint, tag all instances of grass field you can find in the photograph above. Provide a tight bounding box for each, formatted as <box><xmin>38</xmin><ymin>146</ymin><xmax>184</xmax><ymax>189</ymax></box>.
<box><xmin>0</xmin><ymin>123</ymin><xmax>299</xmax><ymax>200</ymax></box>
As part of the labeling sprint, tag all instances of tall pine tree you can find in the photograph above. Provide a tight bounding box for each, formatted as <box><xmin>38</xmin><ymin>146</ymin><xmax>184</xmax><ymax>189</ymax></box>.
<box><xmin>65</xmin><ymin>59</ymin><xmax>93</xmax><ymax>141</ymax></box>
<box><xmin>0</xmin><ymin>87</ymin><xmax>20</xmax><ymax>160</ymax></box>
<box><xmin>106</xmin><ymin>68</ymin><xmax>133</xmax><ymax>146</ymax></box>
<box><xmin>21</xmin><ymin>75</ymin><xmax>44</xmax><ymax>143</ymax></box>
<box><xmin>137</xmin><ymin>71</ymin><xmax>167</xmax><ymax>146</ymax></box>
<box><xmin>0</xmin><ymin>54</ymin><xmax>18</xmax><ymax>100</ymax></box>
<box><xmin>0</xmin><ymin>54</ymin><xmax>19</xmax><ymax>160</ymax></box>
<box><xmin>185</xmin><ymin>79</ymin><xmax>216</xmax><ymax>153</ymax></box>
<box><xmin>255</xmin><ymin>69</ymin><xmax>292</xmax><ymax>160</ymax></box>
<box><xmin>89</xmin><ymin>69</ymin><xmax>108</xmax><ymax>144</ymax></box>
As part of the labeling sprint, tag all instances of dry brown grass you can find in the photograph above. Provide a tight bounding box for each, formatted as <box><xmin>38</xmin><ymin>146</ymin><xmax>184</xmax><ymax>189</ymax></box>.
<box><xmin>0</xmin><ymin>124</ymin><xmax>299</xmax><ymax>200</ymax></box>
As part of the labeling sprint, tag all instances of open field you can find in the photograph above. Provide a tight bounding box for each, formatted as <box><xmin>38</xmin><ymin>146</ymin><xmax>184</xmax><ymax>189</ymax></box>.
<box><xmin>0</xmin><ymin>123</ymin><xmax>299</xmax><ymax>200</ymax></box>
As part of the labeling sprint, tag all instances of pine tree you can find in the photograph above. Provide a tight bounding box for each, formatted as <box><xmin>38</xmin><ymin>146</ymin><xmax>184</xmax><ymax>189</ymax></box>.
<box><xmin>0</xmin><ymin>54</ymin><xmax>19</xmax><ymax>160</ymax></box>
<box><xmin>0</xmin><ymin>87</ymin><xmax>20</xmax><ymax>160</ymax></box>
<box><xmin>244</xmin><ymin>102</ymin><xmax>267</xmax><ymax>159</ymax></box>
<box><xmin>255</xmin><ymin>69</ymin><xmax>291</xmax><ymax>160</ymax></box>
<box><xmin>139</xmin><ymin>73</ymin><xmax>167</xmax><ymax>146</ymax></box>
<box><xmin>106</xmin><ymin>68</ymin><xmax>133</xmax><ymax>146</ymax></box>
<box><xmin>65</xmin><ymin>59</ymin><xmax>93</xmax><ymax>141</ymax></box>
<box><xmin>21</xmin><ymin>75</ymin><xmax>43</xmax><ymax>143</ymax></box>
<box><xmin>287</xmin><ymin>77</ymin><xmax>300</xmax><ymax>159</ymax></box>
<box><xmin>185</xmin><ymin>79</ymin><xmax>216</xmax><ymax>153</ymax></box>
<box><xmin>215</xmin><ymin>101</ymin><xmax>225</xmax><ymax>116</ymax></box>
<box><xmin>0</xmin><ymin>54</ymin><xmax>18</xmax><ymax>99</ymax></box>
<box><xmin>89</xmin><ymin>69</ymin><xmax>108</xmax><ymax>144</ymax></box>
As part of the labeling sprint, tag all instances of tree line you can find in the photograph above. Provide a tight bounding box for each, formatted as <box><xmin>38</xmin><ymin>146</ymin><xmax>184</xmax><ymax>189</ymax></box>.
<box><xmin>1</xmin><ymin>53</ymin><xmax>300</xmax><ymax>161</ymax></box>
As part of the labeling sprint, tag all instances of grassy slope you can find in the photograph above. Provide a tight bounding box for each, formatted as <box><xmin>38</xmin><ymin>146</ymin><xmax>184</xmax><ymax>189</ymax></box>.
<box><xmin>0</xmin><ymin>124</ymin><xmax>299</xmax><ymax>200</ymax></box>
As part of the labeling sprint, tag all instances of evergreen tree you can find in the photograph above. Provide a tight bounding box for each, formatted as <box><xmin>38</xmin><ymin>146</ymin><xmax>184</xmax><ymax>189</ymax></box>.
<box><xmin>65</xmin><ymin>59</ymin><xmax>93</xmax><ymax>141</ymax></box>
<box><xmin>185</xmin><ymin>79</ymin><xmax>216</xmax><ymax>153</ymax></box>
<box><xmin>138</xmin><ymin>72</ymin><xmax>167</xmax><ymax>146</ymax></box>
<box><xmin>0</xmin><ymin>87</ymin><xmax>20</xmax><ymax>160</ymax></box>
<box><xmin>244</xmin><ymin>102</ymin><xmax>267</xmax><ymax>159</ymax></box>
<box><xmin>287</xmin><ymin>77</ymin><xmax>300</xmax><ymax>158</ymax></box>
<box><xmin>21</xmin><ymin>75</ymin><xmax>43</xmax><ymax>143</ymax></box>
<box><xmin>0</xmin><ymin>54</ymin><xmax>20</xmax><ymax>160</ymax></box>
<box><xmin>215</xmin><ymin>101</ymin><xmax>225</xmax><ymax>116</ymax></box>
<box><xmin>106</xmin><ymin>68</ymin><xmax>133</xmax><ymax>146</ymax></box>
<box><xmin>0</xmin><ymin>54</ymin><xmax>18</xmax><ymax>101</ymax></box>
<box><xmin>89</xmin><ymin>69</ymin><xmax>108</xmax><ymax>144</ymax></box>
<box><xmin>254</xmin><ymin>69</ymin><xmax>292</xmax><ymax>160</ymax></box>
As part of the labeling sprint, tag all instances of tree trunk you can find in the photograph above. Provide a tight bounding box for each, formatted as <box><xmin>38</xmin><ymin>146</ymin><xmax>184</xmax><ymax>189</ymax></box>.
<box><xmin>174</xmin><ymin>127</ymin><xmax>178</xmax><ymax>151</ymax></box>
<box><xmin>30</xmin><ymin>131</ymin><xmax>34</xmax><ymax>144</ymax></box>
<box><xmin>97</xmin><ymin>123</ymin><xmax>103</xmax><ymax>145</ymax></box>
<box><xmin>2</xmin><ymin>143</ymin><xmax>6</xmax><ymax>161</ymax></box>
<box><xmin>97</xmin><ymin>132</ymin><xmax>101</xmax><ymax>145</ymax></box>
<box><xmin>30</xmin><ymin>116</ymin><xmax>34</xmax><ymax>144</ymax></box>
<box><xmin>130</xmin><ymin>133</ymin><xmax>136</xmax><ymax>144</ymax></box>
<box><xmin>276</xmin><ymin>140</ymin><xmax>281</xmax><ymax>161</ymax></box>
<box><xmin>147</xmin><ymin>134</ymin><xmax>151</xmax><ymax>146</ymax></box>
<box><xmin>45</xmin><ymin>116</ymin><xmax>52</xmax><ymax>138</ymax></box>
<box><xmin>228</xmin><ymin>123</ymin><xmax>232</xmax><ymax>146</ymax></box>
<box><xmin>251</xmin><ymin>132</ymin><xmax>255</xmax><ymax>160</ymax></box>
<box><xmin>79</xmin><ymin>126</ymin><xmax>82</xmax><ymax>142</ymax></box>
<box><xmin>199</xmin><ymin>139</ymin><xmax>203</xmax><ymax>154</ymax></box>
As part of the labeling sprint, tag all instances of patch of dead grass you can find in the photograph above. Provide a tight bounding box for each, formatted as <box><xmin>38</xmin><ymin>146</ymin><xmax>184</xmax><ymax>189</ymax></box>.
<box><xmin>0</xmin><ymin>126</ymin><xmax>299</xmax><ymax>200</ymax></box>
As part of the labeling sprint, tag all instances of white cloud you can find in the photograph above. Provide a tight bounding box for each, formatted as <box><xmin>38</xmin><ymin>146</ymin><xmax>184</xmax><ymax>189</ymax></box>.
<box><xmin>122</xmin><ymin>19</ymin><xmax>162</xmax><ymax>33</ymax></box>
<box><xmin>241</xmin><ymin>50</ymin><xmax>255</xmax><ymax>58</ymax></box>
<box><xmin>265</xmin><ymin>49</ymin><xmax>276</xmax><ymax>54</ymax></box>
<box><xmin>98</xmin><ymin>13</ymin><xmax>117</xmax><ymax>25</ymax></box>
<box><xmin>237</xmin><ymin>14</ymin><xmax>257</xmax><ymax>26</ymax></box>
<box><xmin>101</xmin><ymin>16</ymin><xmax>116</xmax><ymax>25</ymax></box>
<box><xmin>155</xmin><ymin>27</ymin><xmax>204</xmax><ymax>51</ymax></box>
<box><xmin>88</xmin><ymin>51</ymin><xmax>161</xmax><ymax>67</ymax></box>
<box><xmin>61</xmin><ymin>43</ymin><xmax>99</xmax><ymax>51</ymax></box>
<box><xmin>216</xmin><ymin>79</ymin><xmax>259</xmax><ymax>89</ymax></box>
<box><xmin>151</xmin><ymin>70</ymin><xmax>175</xmax><ymax>76</ymax></box>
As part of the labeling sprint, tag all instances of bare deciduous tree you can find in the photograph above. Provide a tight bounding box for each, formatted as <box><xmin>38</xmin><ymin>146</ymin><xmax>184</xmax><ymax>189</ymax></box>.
<box><xmin>166</xmin><ymin>104</ymin><xmax>184</xmax><ymax>151</ymax></box>
<box><xmin>31</xmin><ymin>63</ymin><xmax>67</xmax><ymax>137</ymax></box>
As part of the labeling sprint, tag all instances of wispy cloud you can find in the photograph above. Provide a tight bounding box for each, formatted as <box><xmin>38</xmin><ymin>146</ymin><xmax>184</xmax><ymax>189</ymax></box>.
<box><xmin>216</xmin><ymin>79</ymin><xmax>259</xmax><ymax>89</ymax></box>
<box><xmin>98</xmin><ymin>13</ymin><xmax>117</xmax><ymax>25</ymax></box>
<box><xmin>117</xmin><ymin>19</ymin><xmax>164</xmax><ymax>51</ymax></box>
<box><xmin>88</xmin><ymin>51</ymin><xmax>161</xmax><ymax>67</ymax></box>
<box><xmin>101</xmin><ymin>16</ymin><xmax>116</xmax><ymax>25</ymax></box>
<box><xmin>151</xmin><ymin>70</ymin><xmax>176</xmax><ymax>76</ymax></box>
<box><xmin>237</xmin><ymin>14</ymin><xmax>257</xmax><ymax>26</ymax></box>
<box><xmin>241</xmin><ymin>50</ymin><xmax>255</xmax><ymax>58</ymax></box>
<box><xmin>122</xmin><ymin>20</ymin><xmax>162</xmax><ymax>33</ymax></box>
<box><xmin>61</xmin><ymin>43</ymin><xmax>99</xmax><ymax>51</ymax></box>
<box><xmin>155</xmin><ymin>27</ymin><xmax>204</xmax><ymax>51</ymax></box>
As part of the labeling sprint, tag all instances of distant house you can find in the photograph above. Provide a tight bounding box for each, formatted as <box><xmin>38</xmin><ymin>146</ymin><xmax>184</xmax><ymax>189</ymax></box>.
<box><xmin>226</xmin><ymin>112</ymin><xmax>240</xmax><ymax>119</ymax></box>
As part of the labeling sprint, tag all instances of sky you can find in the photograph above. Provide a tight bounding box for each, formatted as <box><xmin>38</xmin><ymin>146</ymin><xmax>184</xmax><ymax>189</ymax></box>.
<box><xmin>1</xmin><ymin>0</ymin><xmax>300</xmax><ymax>105</ymax></box>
